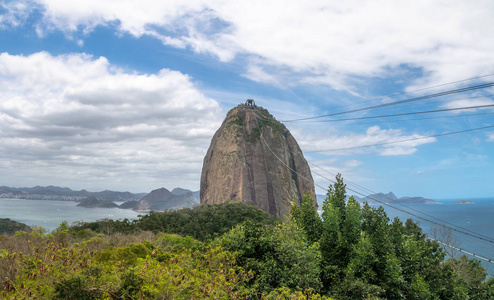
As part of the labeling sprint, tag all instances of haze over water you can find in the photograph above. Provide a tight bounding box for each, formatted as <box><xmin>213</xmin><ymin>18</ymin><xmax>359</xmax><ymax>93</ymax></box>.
<box><xmin>0</xmin><ymin>199</ymin><xmax>141</xmax><ymax>232</ymax></box>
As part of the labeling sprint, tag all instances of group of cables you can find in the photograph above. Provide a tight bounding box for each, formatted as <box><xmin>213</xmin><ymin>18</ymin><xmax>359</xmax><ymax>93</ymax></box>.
<box><xmin>281</xmin><ymin>80</ymin><xmax>494</xmax><ymax>153</ymax></box>
<box><xmin>251</xmin><ymin>74</ymin><xmax>494</xmax><ymax>263</ymax></box>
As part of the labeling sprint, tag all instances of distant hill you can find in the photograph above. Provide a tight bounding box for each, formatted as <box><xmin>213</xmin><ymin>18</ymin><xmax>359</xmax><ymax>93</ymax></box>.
<box><xmin>119</xmin><ymin>200</ymin><xmax>139</xmax><ymax>209</ymax></box>
<box><xmin>171</xmin><ymin>187</ymin><xmax>191</xmax><ymax>195</ymax></box>
<box><xmin>77</xmin><ymin>196</ymin><xmax>119</xmax><ymax>208</ymax></box>
<box><xmin>92</xmin><ymin>190</ymin><xmax>147</xmax><ymax>202</ymax></box>
<box><xmin>353</xmin><ymin>192</ymin><xmax>438</xmax><ymax>205</ymax></box>
<box><xmin>397</xmin><ymin>196</ymin><xmax>438</xmax><ymax>204</ymax></box>
<box><xmin>0</xmin><ymin>218</ymin><xmax>31</xmax><ymax>235</ymax></box>
<box><xmin>28</xmin><ymin>185</ymin><xmax>74</xmax><ymax>194</ymax></box>
<box><xmin>135</xmin><ymin>187</ymin><xmax>199</xmax><ymax>211</ymax></box>
<box><xmin>172</xmin><ymin>187</ymin><xmax>200</xmax><ymax>202</ymax></box>
<box><xmin>454</xmin><ymin>200</ymin><xmax>475</xmax><ymax>204</ymax></box>
<box><xmin>354</xmin><ymin>192</ymin><xmax>398</xmax><ymax>204</ymax></box>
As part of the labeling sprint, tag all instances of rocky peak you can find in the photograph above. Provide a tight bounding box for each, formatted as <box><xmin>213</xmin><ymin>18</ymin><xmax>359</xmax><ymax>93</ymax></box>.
<box><xmin>200</xmin><ymin>103</ymin><xmax>316</xmax><ymax>218</ymax></box>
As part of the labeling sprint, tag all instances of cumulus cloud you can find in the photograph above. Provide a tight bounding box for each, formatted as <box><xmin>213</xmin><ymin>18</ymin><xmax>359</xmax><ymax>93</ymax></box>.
<box><xmin>487</xmin><ymin>132</ymin><xmax>494</xmax><ymax>142</ymax></box>
<box><xmin>297</xmin><ymin>125</ymin><xmax>436</xmax><ymax>156</ymax></box>
<box><xmin>10</xmin><ymin>0</ymin><xmax>493</xmax><ymax>92</ymax></box>
<box><xmin>0</xmin><ymin>52</ymin><xmax>223</xmax><ymax>191</ymax></box>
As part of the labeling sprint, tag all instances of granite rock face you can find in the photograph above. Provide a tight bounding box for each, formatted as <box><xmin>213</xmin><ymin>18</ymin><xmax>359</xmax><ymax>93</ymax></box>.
<box><xmin>200</xmin><ymin>105</ymin><xmax>316</xmax><ymax>218</ymax></box>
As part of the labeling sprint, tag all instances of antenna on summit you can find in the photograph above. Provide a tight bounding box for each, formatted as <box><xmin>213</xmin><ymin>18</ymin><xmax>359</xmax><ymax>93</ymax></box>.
<box><xmin>238</xmin><ymin>98</ymin><xmax>258</xmax><ymax>108</ymax></box>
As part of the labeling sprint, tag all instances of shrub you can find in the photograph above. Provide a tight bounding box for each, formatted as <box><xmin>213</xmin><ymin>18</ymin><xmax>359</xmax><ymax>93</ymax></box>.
<box><xmin>54</xmin><ymin>276</ymin><xmax>102</xmax><ymax>300</ymax></box>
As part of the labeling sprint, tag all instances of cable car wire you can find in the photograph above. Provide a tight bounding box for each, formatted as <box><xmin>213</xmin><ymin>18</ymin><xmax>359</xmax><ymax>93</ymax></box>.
<box><xmin>291</xmin><ymin>73</ymin><xmax>494</xmax><ymax>117</ymax></box>
<box><xmin>297</xmin><ymin>111</ymin><xmax>494</xmax><ymax>126</ymax></box>
<box><xmin>308</xmin><ymin>160</ymin><xmax>494</xmax><ymax>243</ymax></box>
<box><xmin>306</xmin><ymin>124</ymin><xmax>494</xmax><ymax>153</ymax></box>
<box><xmin>308</xmin><ymin>104</ymin><xmax>494</xmax><ymax>123</ymax></box>
<box><xmin>253</xmin><ymin>111</ymin><xmax>494</xmax><ymax>245</ymax></box>
<box><xmin>281</xmin><ymin>82</ymin><xmax>494</xmax><ymax>122</ymax></box>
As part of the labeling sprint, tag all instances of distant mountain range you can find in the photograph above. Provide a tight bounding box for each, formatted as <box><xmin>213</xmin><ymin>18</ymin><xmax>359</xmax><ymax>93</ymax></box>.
<box><xmin>316</xmin><ymin>191</ymin><xmax>437</xmax><ymax>206</ymax></box>
<box><xmin>0</xmin><ymin>185</ymin><xmax>200</xmax><ymax>212</ymax></box>
<box><xmin>2</xmin><ymin>185</ymin><xmax>436</xmax><ymax>211</ymax></box>
<box><xmin>0</xmin><ymin>185</ymin><xmax>147</xmax><ymax>202</ymax></box>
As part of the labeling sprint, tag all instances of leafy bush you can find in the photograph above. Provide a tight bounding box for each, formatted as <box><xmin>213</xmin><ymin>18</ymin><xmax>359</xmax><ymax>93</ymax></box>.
<box><xmin>0</xmin><ymin>230</ymin><xmax>253</xmax><ymax>299</ymax></box>
<box><xmin>217</xmin><ymin>220</ymin><xmax>322</xmax><ymax>296</ymax></box>
<box><xmin>54</xmin><ymin>276</ymin><xmax>102</xmax><ymax>300</ymax></box>
<box><xmin>116</xmin><ymin>270</ymin><xmax>145</xmax><ymax>299</ymax></box>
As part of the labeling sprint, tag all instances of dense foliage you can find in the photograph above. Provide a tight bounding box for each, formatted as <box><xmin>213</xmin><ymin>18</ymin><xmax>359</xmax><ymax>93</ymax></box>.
<box><xmin>291</xmin><ymin>174</ymin><xmax>494</xmax><ymax>299</ymax></box>
<box><xmin>70</xmin><ymin>201</ymin><xmax>278</xmax><ymax>241</ymax></box>
<box><xmin>0</xmin><ymin>229</ymin><xmax>253</xmax><ymax>298</ymax></box>
<box><xmin>216</xmin><ymin>220</ymin><xmax>322</xmax><ymax>297</ymax></box>
<box><xmin>0</xmin><ymin>218</ymin><xmax>31</xmax><ymax>235</ymax></box>
<box><xmin>1</xmin><ymin>175</ymin><xmax>493</xmax><ymax>299</ymax></box>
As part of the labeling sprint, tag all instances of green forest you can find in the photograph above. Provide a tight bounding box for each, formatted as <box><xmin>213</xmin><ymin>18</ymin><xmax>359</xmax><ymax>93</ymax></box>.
<box><xmin>1</xmin><ymin>175</ymin><xmax>493</xmax><ymax>299</ymax></box>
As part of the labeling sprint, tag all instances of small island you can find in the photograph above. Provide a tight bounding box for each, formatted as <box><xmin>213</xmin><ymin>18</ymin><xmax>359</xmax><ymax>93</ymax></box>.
<box><xmin>351</xmin><ymin>192</ymin><xmax>439</xmax><ymax>205</ymax></box>
<box><xmin>454</xmin><ymin>200</ymin><xmax>475</xmax><ymax>205</ymax></box>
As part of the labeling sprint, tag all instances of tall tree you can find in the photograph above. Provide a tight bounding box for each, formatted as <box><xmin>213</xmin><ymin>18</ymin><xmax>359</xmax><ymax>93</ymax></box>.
<box><xmin>325</xmin><ymin>173</ymin><xmax>347</xmax><ymax>225</ymax></box>
<box><xmin>290</xmin><ymin>193</ymin><xmax>322</xmax><ymax>244</ymax></box>
<box><xmin>320</xmin><ymin>174</ymin><xmax>359</xmax><ymax>288</ymax></box>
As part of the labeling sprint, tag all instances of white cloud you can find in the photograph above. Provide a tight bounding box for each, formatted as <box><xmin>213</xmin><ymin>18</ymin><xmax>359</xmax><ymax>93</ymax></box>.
<box><xmin>441</xmin><ymin>96</ymin><xmax>494</xmax><ymax>112</ymax></box>
<box><xmin>15</xmin><ymin>0</ymin><xmax>494</xmax><ymax>92</ymax></box>
<box><xmin>243</xmin><ymin>63</ymin><xmax>282</xmax><ymax>86</ymax></box>
<box><xmin>379</xmin><ymin>146</ymin><xmax>418</xmax><ymax>156</ymax></box>
<box><xmin>0</xmin><ymin>1</ymin><xmax>33</xmax><ymax>28</ymax></box>
<box><xmin>0</xmin><ymin>52</ymin><xmax>223</xmax><ymax>191</ymax></box>
<box><xmin>487</xmin><ymin>132</ymin><xmax>494</xmax><ymax>142</ymax></box>
<box><xmin>298</xmin><ymin>125</ymin><xmax>436</xmax><ymax>156</ymax></box>
<box><xmin>344</xmin><ymin>159</ymin><xmax>363</xmax><ymax>168</ymax></box>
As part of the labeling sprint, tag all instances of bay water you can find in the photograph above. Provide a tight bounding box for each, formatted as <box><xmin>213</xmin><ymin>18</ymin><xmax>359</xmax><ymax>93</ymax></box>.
<box><xmin>0</xmin><ymin>198</ymin><xmax>142</xmax><ymax>232</ymax></box>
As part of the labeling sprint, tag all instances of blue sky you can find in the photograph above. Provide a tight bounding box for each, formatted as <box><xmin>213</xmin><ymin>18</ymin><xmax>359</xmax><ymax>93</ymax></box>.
<box><xmin>1</xmin><ymin>0</ymin><xmax>494</xmax><ymax>199</ymax></box>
